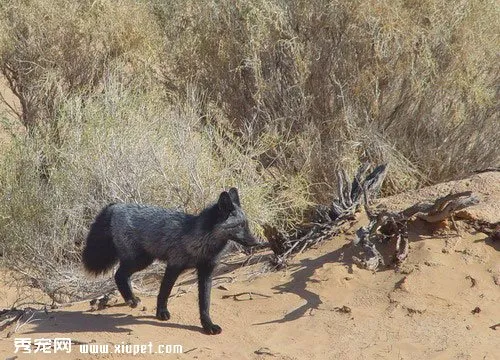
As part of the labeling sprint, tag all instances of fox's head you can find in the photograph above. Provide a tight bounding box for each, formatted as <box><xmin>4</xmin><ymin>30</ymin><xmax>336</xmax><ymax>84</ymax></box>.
<box><xmin>216</xmin><ymin>188</ymin><xmax>260</xmax><ymax>247</ymax></box>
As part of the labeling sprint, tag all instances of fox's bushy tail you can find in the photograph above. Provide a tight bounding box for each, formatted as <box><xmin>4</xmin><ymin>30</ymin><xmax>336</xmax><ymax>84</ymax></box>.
<box><xmin>82</xmin><ymin>204</ymin><xmax>118</xmax><ymax>275</ymax></box>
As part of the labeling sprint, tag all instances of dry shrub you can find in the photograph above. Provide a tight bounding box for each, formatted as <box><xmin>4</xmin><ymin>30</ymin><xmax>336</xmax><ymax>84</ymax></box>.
<box><xmin>0</xmin><ymin>78</ymin><xmax>310</xmax><ymax>297</ymax></box>
<box><xmin>0</xmin><ymin>0</ymin><xmax>498</xmax><ymax>298</ymax></box>
<box><xmin>155</xmin><ymin>0</ymin><xmax>499</xmax><ymax>199</ymax></box>
<box><xmin>2</xmin><ymin>0</ymin><xmax>497</xmax><ymax>202</ymax></box>
<box><xmin>0</xmin><ymin>0</ymin><xmax>161</xmax><ymax>130</ymax></box>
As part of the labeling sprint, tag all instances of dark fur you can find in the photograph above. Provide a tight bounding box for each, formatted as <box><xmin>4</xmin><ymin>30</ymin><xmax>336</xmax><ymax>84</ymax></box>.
<box><xmin>82</xmin><ymin>188</ymin><xmax>258</xmax><ymax>334</ymax></box>
<box><xmin>82</xmin><ymin>203</ymin><xmax>117</xmax><ymax>275</ymax></box>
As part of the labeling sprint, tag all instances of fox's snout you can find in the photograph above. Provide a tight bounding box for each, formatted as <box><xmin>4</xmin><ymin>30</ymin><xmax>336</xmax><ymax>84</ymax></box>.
<box><xmin>246</xmin><ymin>235</ymin><xmax>261</xmax><ymax>247</ymax></box>
<box><xmin>237</xmin><ymin>233</ymin><xmax>261</xmax><ymax>247</ymax></box>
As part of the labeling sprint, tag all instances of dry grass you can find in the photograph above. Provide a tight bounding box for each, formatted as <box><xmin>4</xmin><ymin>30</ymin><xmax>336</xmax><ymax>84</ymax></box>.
<box><xmin>0</xmin><ymin>0</ymin><xmax>161</xmax><ymax>129</ymax></box>
<box><xmin>0</xmin><ymin>78</ymin><xmax>310</xmax><ymax>298</ymax></box>
<box><xmin>0</xmin><ymin>0</ymin><xmax>498</xmax><ymax>299</ymax></box>
<box><xmin>155</xmin><ymin>0</ymin><xmax>499</xmax><ymax>196</ymax></box>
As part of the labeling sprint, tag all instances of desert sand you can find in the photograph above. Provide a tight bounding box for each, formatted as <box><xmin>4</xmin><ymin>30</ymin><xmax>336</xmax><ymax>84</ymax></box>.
<box><xmin>0</xmin><ymin>172</ymin><xmax>498</xmax><ymax>359</ymax></box>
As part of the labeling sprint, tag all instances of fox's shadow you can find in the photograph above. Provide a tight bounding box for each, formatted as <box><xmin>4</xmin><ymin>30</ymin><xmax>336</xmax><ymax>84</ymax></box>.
<box><xmin>255</xmin><ymin>224</ymin><xmax>429</xmax><ymax>325</ymax></box>
<box><xmin>254</xmin><ymin>241</ymin><xmax>355</xmax><ymax>326</ymax></box>
<box><xmin>24</xmin><ymin>251</ymin><xmax>271</xmax><ymax>336</ymax></box>
<box><xmin>24</xmin><ymin>310</ymin><xmax>203</xmax><ymax>335</ymax></box>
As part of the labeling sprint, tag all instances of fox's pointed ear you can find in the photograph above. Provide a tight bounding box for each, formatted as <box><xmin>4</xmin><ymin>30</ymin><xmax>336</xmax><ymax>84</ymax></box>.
<box><xmin>228</xmin><ymin>187</ymin><xmax>240</xmax><ymax>206</ymax></box>
<box><xmin>218</xmin><ymin>191</ymin><xmax>234</xmax><ymax>215</ymax></box>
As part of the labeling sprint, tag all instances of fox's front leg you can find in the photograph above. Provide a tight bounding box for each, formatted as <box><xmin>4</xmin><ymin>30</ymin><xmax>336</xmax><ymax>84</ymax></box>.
<box><xmin>156</xmin><ymin>266</ymin><xmax>182</xmax><ymax>321</ymax></box>
<box><xmin>197</xmin><ymin>263</ymin><xmax>221</xmax><ymax>335</ymax></box>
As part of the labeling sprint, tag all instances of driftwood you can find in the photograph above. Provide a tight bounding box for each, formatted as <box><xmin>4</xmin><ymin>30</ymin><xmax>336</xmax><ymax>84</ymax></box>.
<box><xmin>353</xmin><ymin>191</ymin><xmax>480</xmax><ymax>271</ymax></box>
<box><xmin>265</xmin><ymin>163</ymin><xmax>388</xmax><ymax>267</ymax></box>
<box><xmin>260</xmin><ymin>163</ymin><xmax>481</xmax><ymax>272</ymax></box>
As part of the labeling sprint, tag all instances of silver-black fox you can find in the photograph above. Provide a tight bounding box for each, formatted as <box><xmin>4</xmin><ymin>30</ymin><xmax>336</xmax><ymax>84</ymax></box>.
<box><xmin>82</xmin><ymin>188</ymin><xmax>259</xmax><ymax>334</ymax></box>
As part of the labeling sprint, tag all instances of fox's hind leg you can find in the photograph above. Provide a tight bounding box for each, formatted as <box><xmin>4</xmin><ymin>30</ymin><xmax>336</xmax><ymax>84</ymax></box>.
<box><xmin>156</xmin><ymin>265</ymin><xmax>183</xmax><ymax>321</ymax></box>
<box><xmin>115</xmin><ymin>256</ymin><xmax>153</xmax><ymax>308</ymax></box>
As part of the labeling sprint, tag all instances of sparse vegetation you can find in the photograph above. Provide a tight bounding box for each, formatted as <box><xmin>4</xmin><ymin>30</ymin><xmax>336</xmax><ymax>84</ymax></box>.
<box><xmin>0</xmin><ymin>0</ymin><xmax>498</xmax><ymax>299</ymax></box>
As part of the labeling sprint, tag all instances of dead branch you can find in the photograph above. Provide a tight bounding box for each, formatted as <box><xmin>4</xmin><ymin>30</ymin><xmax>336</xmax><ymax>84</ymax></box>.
<box><xmin>331</xmin><ymin>164</ymin><xmax>388</xmax><ymax>219</ymax></box>
<box><xmin>264</xmin><ymin>163</ymin><xmax>388</xmax><ymax>268</ymax></box>
<box><xmin>255</xmin><ymin>347</ymin><xmax>278</xmax><ymax>356</ymax></box>
<box><xmin>0</xmin><ymin>307</ymin><xmax>46</xmax><ymax>334</ymax></box>
<box><xmin>265</xmin><ymin>217</ymin><xmax>355</xmax><ymax>269</ymax></box>
<box><xmin>352</xmin><ymin>224</ymin><xmax>386</xmax><ymax>271</ymax></box>
<box><xmin>353</xmin><ymin>191</ymin><xmax>480</xmax><ymax>271</ymax></box>
<box><xmin>402</xmin><ymin>191</ymin><xmax>479</xmax><ymax>222</ymax></box>
<box><xmin>332</xmin><ymin>305</ymin><xmax>352</xmax><ymax>314</ymax></box>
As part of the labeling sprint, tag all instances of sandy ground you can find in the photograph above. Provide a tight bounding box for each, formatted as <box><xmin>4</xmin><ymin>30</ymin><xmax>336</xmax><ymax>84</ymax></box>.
<box><xmin>0</xmin><ymin>173</ymin><xmax>499</xmax><ymax>360</ymax></box>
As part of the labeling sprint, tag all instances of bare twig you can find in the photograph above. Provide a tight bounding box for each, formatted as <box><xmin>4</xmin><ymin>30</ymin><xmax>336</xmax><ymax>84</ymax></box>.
<box><xmin>221</xmin><ymin>292</ymin><xmax>271</xmax><ymax>301</ymax></box>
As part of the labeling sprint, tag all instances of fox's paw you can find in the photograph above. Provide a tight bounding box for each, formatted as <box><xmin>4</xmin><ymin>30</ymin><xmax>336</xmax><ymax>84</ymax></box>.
<box><xmin>126</xmin><ymin>296</ymin><xmax>141</xmax><ymax>308</ymax></box>
<box><xmin>202</xmin><ymin>323</ymin><xmax>222</xmax><ymax>335</ymax></box>
<box><xmin>156</xmin><ymin>308</ymin><xmax>171</xmax><ymax>321</ymax></box>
